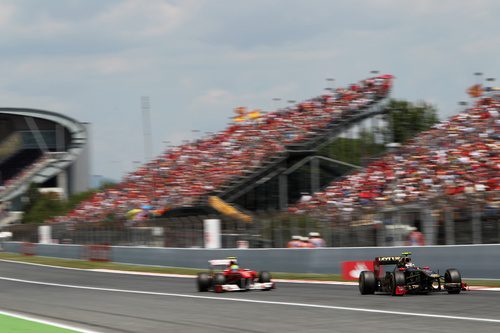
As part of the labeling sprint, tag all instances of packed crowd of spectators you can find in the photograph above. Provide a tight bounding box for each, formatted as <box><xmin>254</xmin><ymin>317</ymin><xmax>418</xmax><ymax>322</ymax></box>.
<box><xmin>49</xmin><ymin>75</ymin><xmax>392</xmax><ymax>224</ymax></box>
<box><xmin>290</xmin><ymin>93</ymin><xmax>499</xmax><ymax>221</ymax></box>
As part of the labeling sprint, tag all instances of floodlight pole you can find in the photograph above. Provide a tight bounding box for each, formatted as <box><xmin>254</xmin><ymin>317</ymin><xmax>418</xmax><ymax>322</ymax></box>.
<box><xmin>141</xmin><ymin>96</ymin><xmax>152</xmax><ymax>162</ymax></box>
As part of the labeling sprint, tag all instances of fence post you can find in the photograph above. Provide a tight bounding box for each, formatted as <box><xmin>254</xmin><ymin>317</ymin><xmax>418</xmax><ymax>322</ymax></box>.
<box><xmin>471</xmin><ymin>203</ymin><xmax>482</xmax><ymax>244</ymax></box>
<box><xmin>274</xmin><ymin>217</ymin><xmax>283</xmax><ymax>248</ymax></box>
<box><xmin>421</xmin><ymin>203</ymin><xmax>435</xmax><ymax>245</ymax></box>
<box><xmin>374</xmin><ymin>212</ymin><xmax>385</xmax><ymax>246</ymax></box>
<box><xmin>445</xmin><ymin>206</ymin><xmax>455</xmax><ymax>245</ymax></box>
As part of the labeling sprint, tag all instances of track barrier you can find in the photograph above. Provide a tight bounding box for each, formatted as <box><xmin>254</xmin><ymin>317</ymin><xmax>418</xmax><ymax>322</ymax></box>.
<box><xmin>2</xmin><ymin>242</ymin><xmax>499</xmax><ymax>278</ymax></box>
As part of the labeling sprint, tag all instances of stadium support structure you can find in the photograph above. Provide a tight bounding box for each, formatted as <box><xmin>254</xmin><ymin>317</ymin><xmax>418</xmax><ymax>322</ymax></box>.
<box><xmin>210</xmin><ymin>97</ymin><xmax>392</xmax><ymax>212</ymax></box>
<box><xmin>0</xmin><ymin>108</ymin><xmax>89</xmax><ymax>212</ymax></box>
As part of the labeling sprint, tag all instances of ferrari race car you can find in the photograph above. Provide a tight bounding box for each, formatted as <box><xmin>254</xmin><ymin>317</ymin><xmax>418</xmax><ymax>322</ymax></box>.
<box><xmin>359</xmin><ymin>252</ymin><xmax>467</xmax><ymax>296</ymax></box>
<box><xmin>197</xmin><ymin>257</ymin><xmax>275</xmax><ymax>293</ymax></box>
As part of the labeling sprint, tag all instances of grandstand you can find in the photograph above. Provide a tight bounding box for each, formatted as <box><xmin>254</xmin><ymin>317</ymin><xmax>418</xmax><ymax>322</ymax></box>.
<box><xmin>292</xmin><ymin>93</ymin><xmax>498</xmax><ymax>213</ymax></box>
<box><xmin>50</xmin><ymin>74</ymin><xmax>393</xmax><ymax>224</ymax></box>
<box><xmin>291</xmin><ymin>91</ymin><xmax>499</xmax><ymax>246</ymax></box>
<box><xmin>0</xmin><ymin>108</ymin><xmax>90</xmax><ymax>224</ymax></box>
<box><xmin>3</xmin><ymin>75</ymin><xmax>498</xmax><ymax>248</ymax></box>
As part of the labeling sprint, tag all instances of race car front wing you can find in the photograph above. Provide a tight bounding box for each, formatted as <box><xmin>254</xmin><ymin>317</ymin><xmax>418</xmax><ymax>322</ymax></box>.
<box><xmin>214</xmin><ymin>282</ymin><xmax>275</xmax><ymax>293</ymax></box>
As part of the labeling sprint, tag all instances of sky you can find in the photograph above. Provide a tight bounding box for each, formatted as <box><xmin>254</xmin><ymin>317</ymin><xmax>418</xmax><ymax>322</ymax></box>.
<box><xmin>1</xmin><ymin>0</ymin><xmax>499</xmax><ymax>181</ymax></box>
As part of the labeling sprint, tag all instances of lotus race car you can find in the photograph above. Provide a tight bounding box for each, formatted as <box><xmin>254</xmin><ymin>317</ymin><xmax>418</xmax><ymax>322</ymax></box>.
<box><xmin>359</xmin><ymin>252</ymin><xmax>467</xmax><ymax>296</ymax></box>
<box><xmin>197</xmin><ymin>257</ymin><xmax>275</xmax><ymax>293</ymax></box>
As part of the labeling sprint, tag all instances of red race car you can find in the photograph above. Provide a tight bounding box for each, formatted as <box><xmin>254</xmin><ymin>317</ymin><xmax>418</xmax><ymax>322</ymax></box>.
<box><xmin>197</xmin><ymin>257</ymin><xmax>275</xmax><ymax>293</ymax></box>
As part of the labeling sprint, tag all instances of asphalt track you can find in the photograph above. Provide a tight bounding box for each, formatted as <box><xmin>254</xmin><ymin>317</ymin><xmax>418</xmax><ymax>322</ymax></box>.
<box><xmin>0</xmin><ymin>261</ymin><xmax>499</xmax><ymax>333</ymax></box>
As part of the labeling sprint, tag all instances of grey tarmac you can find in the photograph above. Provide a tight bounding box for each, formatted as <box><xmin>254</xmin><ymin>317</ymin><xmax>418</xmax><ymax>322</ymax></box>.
<box><xmin>0</xmin><ymin>260</ymin><xmax>499</xmax><ymax>333</ymax></box>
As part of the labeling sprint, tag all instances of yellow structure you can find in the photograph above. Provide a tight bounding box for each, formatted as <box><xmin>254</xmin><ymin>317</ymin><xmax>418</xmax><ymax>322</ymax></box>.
<box><xmin>208</xmin><ymin>196</ymin><xmax>252</xmax><ymax>223</ymax></box>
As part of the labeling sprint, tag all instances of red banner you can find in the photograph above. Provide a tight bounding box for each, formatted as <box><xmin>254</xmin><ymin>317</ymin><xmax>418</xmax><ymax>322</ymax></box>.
<box><xmin>21</xmin><ymin>242</ymin><xmax>36</xmax><ymax>256</ymax></box>
<box><xmin>342</xmin><ymin>261</ymin><xmax>374</xmax><ymax>281</ymax></box>
<box><xmin>84</xmin><ymin>245</ymin><xmax>111</xmax><ymax>262</ymax></box>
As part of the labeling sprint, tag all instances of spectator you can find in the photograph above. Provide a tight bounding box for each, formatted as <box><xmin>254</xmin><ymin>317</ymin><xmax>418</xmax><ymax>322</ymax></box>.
<box><xmin>308</xmin><ymin>232</ymin><xmax>326</xmax><ymax>247</ymax></box>
<box><xmin>287</xmin><ymin>235</ymin><xmax>303</xmax><ymax>248</ymax></box>
<box><xmin>292</xmin><ymin>92</ymin><xmax>499</xmax><ymax>225</ymax></box>
<box><xmin>300</xmin><ymin>236</ymin><xmax>315</xmax><ymax>248</ymax></box>
<box><xmin>407</xmin><ymin>227</ymin><xmax>425</xmax><ymax>246</ymax></box>
<box><xmin>50</xmin><ymin>74</ymin><xmax>393</xmax><ymax>224</ymax></box>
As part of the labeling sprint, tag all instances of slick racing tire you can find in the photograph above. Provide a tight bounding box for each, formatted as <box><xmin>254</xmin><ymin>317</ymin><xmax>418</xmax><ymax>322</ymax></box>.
<box><xmin>258</xmin><ymin>271</ymin><xmax>271</xmax><ymax>283</ymax></box>
<box><xmin>197</xmin><ymin>273</ymin><xmax>211</xmax><ymax>292</ymax></box>
<box><xmin>391</xmin><ymin>271</ymin><xmax>406</xmax><ymax>296</ymax></box>
<box><xmin>213</xmin><ymin>272</ymin><xmax>226</xmax><ymax>286</ymax></box>
<box><xmin>445</xmin><ymin>268</ymin><xmax>462</xmax><ymax>294</ymax></box>
<box><xmin>359</xmin><ymin>271</ymin><xmax>376</xmax><ymax>295</ymax></box>
<box><xmin>238</xmin><ymin>278</ymin><xmax>251</xmax><ymax>291</ymax></box>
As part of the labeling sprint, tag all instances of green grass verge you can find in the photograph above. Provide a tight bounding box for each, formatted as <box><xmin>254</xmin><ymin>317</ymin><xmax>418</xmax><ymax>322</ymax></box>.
<box><xmin>0</xmin><ymin>313</ymin><xmax>78</xmax><ymax>333</ymax></box>
<box><xmin>1</xmin><ymin>252</ymin><xmax>499</xmax><ymax>286</ymax></box>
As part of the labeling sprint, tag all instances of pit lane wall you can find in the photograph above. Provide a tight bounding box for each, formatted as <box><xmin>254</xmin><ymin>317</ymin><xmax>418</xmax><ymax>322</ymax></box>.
<box><xmin>2</xmin><ymin>242</ymin><xmax>499</xmax><ymax>279</ymax></box>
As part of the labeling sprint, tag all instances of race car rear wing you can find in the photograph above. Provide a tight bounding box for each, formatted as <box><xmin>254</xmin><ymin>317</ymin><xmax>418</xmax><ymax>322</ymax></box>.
<box><xmin>375</xmin><ymin>256</ymin><xmax>402</xmax><ymax>265</ymax></box>
<box><xmin>209</xmin><ymin>259</ymin><xmax>232</xmax><ymax>266</ymax></box>
<box><xmin>374</xmin><ymin>256</ymin><xmax>402</xmax><ymax>278</ymax></box>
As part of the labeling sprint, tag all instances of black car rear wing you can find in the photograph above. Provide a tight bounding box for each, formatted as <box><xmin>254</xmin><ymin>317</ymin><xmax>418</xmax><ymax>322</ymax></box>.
<box><xmin>374</xmin><ymin>256</ymin><xmax>402</xmax><ymax>278</ymax></box>
<box><xmin>375</xmin><ymin>256</ymin><xmax>401</xmax><ymax>265</ymax></box>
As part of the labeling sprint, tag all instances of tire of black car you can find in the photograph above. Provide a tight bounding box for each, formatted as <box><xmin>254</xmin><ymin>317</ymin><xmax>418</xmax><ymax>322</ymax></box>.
<box><xmin>359</xmin><ymin>271</ymin><xmax>376</xmax><ymax>295</ymax></box>
<box><xmin>391</xmin><ymin>270</ymin><xmax>405</xmax><ymax>296</ymax></box>
<box><xmin>445</xmin><ymin>268</ymin><xmax>462</xmax><ymax>294</ymax></box>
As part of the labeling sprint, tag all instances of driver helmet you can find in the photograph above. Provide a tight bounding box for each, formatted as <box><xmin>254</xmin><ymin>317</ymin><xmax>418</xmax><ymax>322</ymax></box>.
<box><xmin>227</xmin><ymin>256</ymin><xmax>239</xmax><ymax>271</ymax></box>
<box><xmin>403</xmin><ymin>257</ymin><xmax>414</xmax><ymax>267</ymax></box>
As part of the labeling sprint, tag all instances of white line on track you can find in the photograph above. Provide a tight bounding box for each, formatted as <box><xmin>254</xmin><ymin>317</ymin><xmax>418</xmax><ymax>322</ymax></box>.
<box><xmin>1</xmin><ymin>276</ymin><xmax>500</xmax><ymax>324</ymax></box>
<box><xmin>2</xmin><ymin>259</ymin><xmax>499</xmax><ymax>290</ymax></box>
<box><xmin>90</xmin><ymin>269</ymin><xmax>361</xmax><ymax>285</ymax></box>
<box><xmin>0</xmin><ymin>309</ymin><xmax>101</xmax><ymax>333</ymax></box>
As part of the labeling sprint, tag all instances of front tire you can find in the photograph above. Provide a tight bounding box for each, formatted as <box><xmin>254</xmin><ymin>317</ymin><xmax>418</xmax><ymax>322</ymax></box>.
<box><xmin>359</xmin><ymin>271</ymin><xmax>376</xmax><ymax>295</ymax></box>
<box><xmin>259</xmin><ymin>271</ymin><xmax>271</xmax><ymax>283</ymax></box>
<box><xmin>445</xmin><ymin>269</ymin><xmax>462</xmax><ymax>294</ymax></box>
<box><xmin>238</xmin><ymin>278</ymin><xmax>251</xmax><ymax>291</ymax></box>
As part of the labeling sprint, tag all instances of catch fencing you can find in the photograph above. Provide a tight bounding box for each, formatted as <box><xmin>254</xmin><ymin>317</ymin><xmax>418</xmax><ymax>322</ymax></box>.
<box><xmin>3</xmin><ymin>192</ymin><xmax>498</xmax><ymax>248</ymax></box>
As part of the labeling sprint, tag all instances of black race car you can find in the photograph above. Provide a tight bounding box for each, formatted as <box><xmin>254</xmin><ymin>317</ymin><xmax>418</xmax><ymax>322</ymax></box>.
<box><xmin>359</xmin><ymin>252</ymin><xmax>467</xmax><ymax>296</ymax></box>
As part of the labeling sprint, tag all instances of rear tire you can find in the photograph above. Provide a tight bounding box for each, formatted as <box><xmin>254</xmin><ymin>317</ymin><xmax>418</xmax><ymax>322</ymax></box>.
<box><xmin>197</xmin><ymin>272</ymin><xmax>211</xmax><ymax>292</ymax></box>
<box><xmin>359</xmin><ymin>271</ymin><xmax>376</xmax><ymax>295</ymax></box>
<box><xmin>391</xmin><ymin>271</ymin><xmax>406</xmax><ymax>296</ymax></box>
<box><xmin>445</xmin><ymin>269</ymin><xmax>461</xmax><ymax>294</ymax></box>
<box><xmin>213</xmin><ymin>272</ymin><xmax>226</xmax><ymax>286</ymax></box>
<box><xmin>259</xmin><ymin>271</ymin><xmax>271</xmax><ymax>283</ymax></box>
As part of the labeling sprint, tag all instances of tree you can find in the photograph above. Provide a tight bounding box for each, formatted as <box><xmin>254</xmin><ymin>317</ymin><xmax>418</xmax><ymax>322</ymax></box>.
<box><xmin>319</xmin><ymin>99</ymin><xmax>439</xmax><ymax>166</ymax></box>
<box><xmin>386</xmin><ymin>99</ymin><xmax>439</xmax><ymax>144</ymax></box>
<box><xmin>21</xmin><ymin>185</ymin><xmax>109</xmax><ymax>224</ymax></box>
<box><xmin>22</xmin><ymin>191</ymin><xmax>65</xmax><ymax>224</ymax></box>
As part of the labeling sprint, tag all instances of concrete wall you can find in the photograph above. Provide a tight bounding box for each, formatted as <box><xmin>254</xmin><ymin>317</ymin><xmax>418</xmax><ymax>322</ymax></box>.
<box><xmin>2</xmin><ymin>242</ymin><xmax>499</xmax><ymax>279</ymax></box>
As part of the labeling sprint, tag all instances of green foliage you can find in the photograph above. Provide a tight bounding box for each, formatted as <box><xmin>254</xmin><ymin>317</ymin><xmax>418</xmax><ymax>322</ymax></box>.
<box><xmin>22</xmin><ymin>191</ymin><xmax>65</xmax><ymax>224</ymax></box>
<box><xmin>386</xmin><ymin>99</ymin><xmax>439</xmax><ymax>143</ymax></box>
<box><xmin>320</xmin><ymin>99</ymin><xmax>439</xmax><ymax>165</ymax></box>
<box><xmin>21</xmin><ymin>184</ymin><xmax>103</xmax><ymax>224</ymax></box>
<box><xmin>319</xmin><ymin>135</ymin><xmax>386</xmax><ymax>166</ymax></box>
